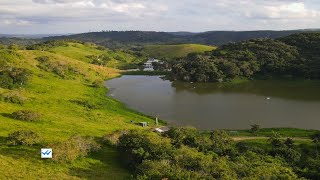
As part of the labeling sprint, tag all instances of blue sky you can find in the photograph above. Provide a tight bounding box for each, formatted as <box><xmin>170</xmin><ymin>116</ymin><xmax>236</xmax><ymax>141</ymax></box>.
<box><xmin>0</xmin><ymin>0</ymin><xmax>320</xmax><ymax>34</ymax></box>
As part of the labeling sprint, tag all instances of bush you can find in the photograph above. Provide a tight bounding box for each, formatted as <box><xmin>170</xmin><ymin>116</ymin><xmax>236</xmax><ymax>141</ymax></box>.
<box><xmin>102</xmin><ymin>130</ymin><xmax>128</xmax><ymax>146</ymax></box>
<box><xmin>0</xmin><ymin>67</ymin><xmax>31</xmax><ymax>89</ymax></box>
<box><xmin>92</xmin><ymin>79</ymin><xmax>104</xmax><ymax>88</ymax></box>
<box><xmin>35</xmin><ymin>56</ymin><xmax>50</xmax><ymax>63</ymax></box>
<box><xmin>0</xmin><ymin>91</ymin><xmax>27</xmax><ymax>104</ymax></box>
<box><xmin>118</xmin><ymin>130</ymin><xmax>173</xmax><ymax>169</ymax></box>
<box><xmin>7</xmin><ymin>130</ymin><xmax>41</xmax><ymax>146</ymax></box>
<box><xmin>36</xmin><ymin>56</ymin><xmax>80</xmax><ymax>79</ymax></box>
<box><xmin>70</xmin><ymin>99</ymin><xmax>99</xmax><ymax>109</ymax></box>
<box><xmin>11</xmin><ymin>110</ymin><xmax>41</xmax><ymax>122</ymax></box>
<box><xmin>50</xmin><ymin>135</ymin><xmax>100</xmax><ymax>162</ymax></box>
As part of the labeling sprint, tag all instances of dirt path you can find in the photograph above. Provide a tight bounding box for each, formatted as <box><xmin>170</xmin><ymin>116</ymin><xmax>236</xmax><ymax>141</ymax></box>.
<box><xmin>232</xmin><ymin>136</ymin><xmax>311</xmax><ymax>141</ymax></box>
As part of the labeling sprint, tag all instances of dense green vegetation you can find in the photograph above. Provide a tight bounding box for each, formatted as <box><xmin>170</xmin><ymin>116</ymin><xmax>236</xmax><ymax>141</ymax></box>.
<box><xmin>171</xmin><ymin>33</ymin><xmax>320</xmax><ymax>82</ymax></box>
<box><xmin>105</xmin><ymin>127</ymin><xmax>320</xmax><ymax>179</ymax></box>
<box><xmin>142</xmin><ymin>44</ymin><xmax>216</xmax><ymax>59</ymax></box>
<box><xmin>279</xmin><ymin>33</ymin><xmax>320</xmax><ymax>78</ymax></box>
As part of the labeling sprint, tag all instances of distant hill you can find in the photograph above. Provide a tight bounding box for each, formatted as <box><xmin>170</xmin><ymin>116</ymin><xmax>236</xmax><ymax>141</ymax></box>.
<box><xmin>45</xmin><ymin>30</ymin><xmax>320</xmax><ymax>48</ymax></box>
<box><xmin>1</xmin><ymin>29</ymin><xmax>320</xmax><ymax>49</ymax></box>
<box><xmin>143</xmin><ymin>44</ymin><xmax>216</xmax><ymax>59</ymax></box>
<box><xmin>0</xmin><ymin>34</ymin><xmax>69</xmax><ymax>38</ymax></box>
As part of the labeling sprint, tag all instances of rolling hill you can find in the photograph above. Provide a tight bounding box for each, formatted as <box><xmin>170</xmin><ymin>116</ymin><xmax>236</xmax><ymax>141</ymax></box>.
<box><xmin>143</xmin><ymin>44</ymin><xmax>216</xmax><ymax>59</ymax></box>
<box><xmin>0</xmin><ymin>41</ymin><xmax>154</xmax><ymax>179</ymax></box>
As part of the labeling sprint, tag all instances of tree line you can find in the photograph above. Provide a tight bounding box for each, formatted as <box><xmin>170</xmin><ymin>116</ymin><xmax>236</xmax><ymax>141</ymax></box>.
<box><xmin>105</xmin><ymin>127</ymin><xmax>320</xmax><ymax>179</ymax></box>
<box><xmin>171</xmin><ymin>33</ymin><xmax>320</xmax><ymax>82</ymax></box>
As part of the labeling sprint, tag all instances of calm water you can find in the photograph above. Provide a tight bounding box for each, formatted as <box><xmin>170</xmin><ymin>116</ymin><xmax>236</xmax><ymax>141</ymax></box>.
<box><xmin>106</xmin><ymin>76</ymin><xmax>320</xmax><ymax>130</ymax></box>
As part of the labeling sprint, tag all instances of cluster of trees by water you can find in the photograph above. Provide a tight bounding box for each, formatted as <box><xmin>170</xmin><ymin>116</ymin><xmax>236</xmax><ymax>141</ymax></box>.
<box><xmin>105</xmin><ymin>128</ymin><xmax>320</xmax><ymax>179</ymax></box>
<box><xmin>171</xmin><ymin>33</ymin><xmax>320</xmax><ymax>82</ymax></box>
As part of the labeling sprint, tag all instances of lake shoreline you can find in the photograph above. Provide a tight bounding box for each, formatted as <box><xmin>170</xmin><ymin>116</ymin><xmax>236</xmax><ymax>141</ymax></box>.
<box><xmin>106</xmin><ymin>75</ymin><xmax>320</xmax><ymax>130</ymax></box>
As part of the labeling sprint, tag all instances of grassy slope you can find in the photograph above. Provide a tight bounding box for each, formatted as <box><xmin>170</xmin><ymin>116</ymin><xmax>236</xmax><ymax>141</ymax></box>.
<box><xmin>0</xmin><ymin>47</ymin><xmax>155</xmax><ymax>179</ymax></box>
<box><xmin>50</xmin><ymin>42</ymin><xmax>143</xmax><ymax>68</ymax></box>
<box><xmin>143</xmin><ymin>44</ymin><xmax>216</xmax><ymax>59</ymax></box>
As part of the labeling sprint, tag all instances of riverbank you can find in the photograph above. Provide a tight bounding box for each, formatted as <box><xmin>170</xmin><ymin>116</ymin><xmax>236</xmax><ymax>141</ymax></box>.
<box><xmin>121</xmin><ymin>70</ymin><xmax>169</xmax><ymax>76</ymax></box>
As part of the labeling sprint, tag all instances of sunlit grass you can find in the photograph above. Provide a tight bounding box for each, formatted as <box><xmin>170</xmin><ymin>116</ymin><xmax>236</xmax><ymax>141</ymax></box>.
<box><xmin>0</xmin><ymin>46</ymin><xmax>153</xmax><ymax>179</ymax></box>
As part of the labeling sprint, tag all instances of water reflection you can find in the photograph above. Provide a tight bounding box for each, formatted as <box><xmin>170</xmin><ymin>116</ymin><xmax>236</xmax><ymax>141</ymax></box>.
<box><xmin>172</xmin><ymin>80</ymin><xmax>320</xmax><ymax>101</ymax></box>
<box><xmin>106</xmin><ymin>76</ymin><xmax>320</xmax><ymax>130</ymax></box>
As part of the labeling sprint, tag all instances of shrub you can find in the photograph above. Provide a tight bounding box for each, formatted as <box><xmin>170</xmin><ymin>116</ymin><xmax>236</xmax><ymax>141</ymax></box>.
<box><xmin>250</xmin><ymin>124</ymin><xmax>260</xmax><ymax>135</ymax></box>
<box><xmin>7</xmin><ymin>130</ymin><xmax>41</xmax><ymax>146</ymax></box>
<box><xmin>36</xmin><ymin>56</ymin><xmax>80</xmax><ymax>79</ymax></box>
<box><xmin>92</xmin><ymin>79</ymin><xmax>104</xmax><ymax>88</ymax></box>
<box><xmin>102</xmin><ymin>130</ymin><xmax>128</xmax><ymax>146</ymax></box>
<box><xmin>70</xmin><ymin>99</ymin><xmax>98</xmax><ymax>109</ymax></box>
<box><xmin>118</xmin><ymin>130</ymin><xmax>173</xmax><ymax>168</ymax></box>
<box><xmin>11</xmin><ymin>110</ymin><xmax>41</xmax><ymax>122</ymax></box>
<box><xmin>0</xmin><ymin>67</ymin><xmax>31</xmax><ymax>89</ymax></box>
<box><xmin>8</xmin><ymin>44</ymin><xmax>20</xmax><ymax>51</ymax></box>
<box><xmin>50</xmin><ymin>135</ymin><xmax>100</xmax><ymax>162</ymax></box>
<box><xmin>35</xmin><ymin>56</ymin><xmax>50</xmax><ymax>63</ymax></box>
<box><xmin>0</xmin><ymin>91</ymin><xmax>27</xmax><ymax>104</ymax></box>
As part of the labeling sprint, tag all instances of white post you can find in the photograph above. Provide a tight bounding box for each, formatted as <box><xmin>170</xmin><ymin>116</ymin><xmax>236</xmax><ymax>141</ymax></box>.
<box><xmin>155</xmin><ymin>117</ymin><xmax>158</xmax><ymax>125</ymax></box>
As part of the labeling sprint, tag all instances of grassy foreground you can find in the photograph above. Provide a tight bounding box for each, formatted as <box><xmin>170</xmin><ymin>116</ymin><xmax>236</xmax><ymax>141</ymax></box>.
<box><xmin>0</xmin><ymin>44</ymin><xmax>155</xmax><ymax>179</ymax></box>
<box><xmin>143</xmin><ymin>44</ymin><xmax>216</xmax><ymax>59</ymax></box>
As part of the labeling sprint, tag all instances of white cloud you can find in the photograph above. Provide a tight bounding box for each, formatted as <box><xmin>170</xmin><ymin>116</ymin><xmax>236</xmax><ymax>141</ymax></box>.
<box><xmin>3</xmin><ymin>19</ymin><xmax>33</xmax><ymax>26</ymax></box>
<box><xmin>0</xmin><ymin>0</ymin><xmax>319</xmax><ymax>33</ymax></box>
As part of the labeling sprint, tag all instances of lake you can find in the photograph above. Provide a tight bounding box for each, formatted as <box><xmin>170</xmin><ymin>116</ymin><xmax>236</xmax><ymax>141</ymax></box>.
<box><xmin>106</xmin><ymin>75</ymin><xmax>320</xmax><ymax>130</ymax></box>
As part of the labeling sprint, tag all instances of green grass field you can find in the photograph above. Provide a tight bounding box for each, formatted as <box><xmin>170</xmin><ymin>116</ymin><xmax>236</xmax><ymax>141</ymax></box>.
<box><xmin>0</xmin><ymin>45</ymin><xmax>155</xmax><ymax>179</ymax></box>
<box><xmin>50</xmin><ymin>42</ymin><xmax>144</xmax><ymax>69</ymax></box>
<box><xmin>143</xmin><ymin>44</ymin><xmax>216</xmax><ymax>59</ymax></box>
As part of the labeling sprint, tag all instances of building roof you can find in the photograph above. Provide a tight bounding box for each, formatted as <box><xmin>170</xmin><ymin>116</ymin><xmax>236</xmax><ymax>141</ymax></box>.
<box><xmin>154</xmin><ymin>126</ymin><xmax>170</xmax><ymax>133</ymax></box>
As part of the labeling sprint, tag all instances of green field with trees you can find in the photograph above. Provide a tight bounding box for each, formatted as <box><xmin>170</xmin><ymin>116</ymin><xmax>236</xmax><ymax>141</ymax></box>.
<box><xmin>1</xmin><ymin>34</ymin><xmax>320</xmax><ymax>179</ymax></box>
<box><xmin>142</xmin><ymin>44</ymin><xmax>216</xmax><ymax>60</ymax></box>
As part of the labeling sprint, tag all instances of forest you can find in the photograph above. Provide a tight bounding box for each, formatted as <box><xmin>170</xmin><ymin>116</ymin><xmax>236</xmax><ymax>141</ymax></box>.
<box><xmin>105</xmin><ymin>127</ymin><xmax>320</xmax><ymax>179</ymax></box>
<box><xmin>171</xmin><ymin>33</ymin><xmax>320</xmax><ymax>82</ymax></box>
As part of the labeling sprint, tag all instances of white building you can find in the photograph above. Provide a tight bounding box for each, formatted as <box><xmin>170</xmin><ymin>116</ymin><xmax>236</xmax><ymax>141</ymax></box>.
<box><xmin>143</xmin><ymin>58</ymin><xmax>161</xmax><ymax>71</ymax></box>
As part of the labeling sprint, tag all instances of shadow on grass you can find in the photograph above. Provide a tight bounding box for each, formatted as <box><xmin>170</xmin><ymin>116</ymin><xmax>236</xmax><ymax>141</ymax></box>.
<box><xmin>69</xmin><ymin>145</ymin><xmax>131</xmax><ymax>180</ymax></box>
<box><xmin>0</xmin><ymin>136</ymin><xmax>41</xmax><ymax>161</ymax></box>
<box><xmin>0</xmin><ymin>113</ymin><xmax>13</xmax><ymax>119</ymax></box>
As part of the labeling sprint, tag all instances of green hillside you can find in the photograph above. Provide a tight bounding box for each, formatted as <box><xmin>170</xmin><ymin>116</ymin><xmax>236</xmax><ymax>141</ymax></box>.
<box><xmin>0</xmin><ymin>43</ymin><xmax>154</xmax><ymax>179</ymax></box>
<box><xmin>29</xmin><ymin>41</ymin><xmax>145</xmax><ymax>69</ymax></box>
<box><xmin>143</xmin><ymin>44</ymin><xmax>216</xmax><ymax>59</ymax></box>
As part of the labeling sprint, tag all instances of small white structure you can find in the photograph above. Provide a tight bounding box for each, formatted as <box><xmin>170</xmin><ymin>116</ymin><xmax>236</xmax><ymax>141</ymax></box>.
<box><xmin>143</xmin><ymin>58</ymin><xmax>162</xmax><ymax>71</ymax></box>
<box><xmin>154</xmin><ymin>126</ymin><xmax>170</xmax><ymax>133</ymax></box>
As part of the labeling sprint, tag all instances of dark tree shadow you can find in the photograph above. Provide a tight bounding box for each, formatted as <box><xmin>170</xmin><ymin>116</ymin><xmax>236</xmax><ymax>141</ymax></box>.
<box><xmin>0</xmin><ymin>113</ymin><xmax>13</xmax><ymax>119</ymax></box>
<box><xmin>69</xmin><ymin>145</ymin><xmax>131</xmax><ymax>180</ymax></box>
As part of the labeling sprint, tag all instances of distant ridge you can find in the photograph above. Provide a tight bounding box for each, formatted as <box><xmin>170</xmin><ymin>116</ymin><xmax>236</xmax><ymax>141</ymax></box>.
<box><xmin>44</xmin><ymin>29</ymin><xmax>320</xmax><ymax>48</ymax></box>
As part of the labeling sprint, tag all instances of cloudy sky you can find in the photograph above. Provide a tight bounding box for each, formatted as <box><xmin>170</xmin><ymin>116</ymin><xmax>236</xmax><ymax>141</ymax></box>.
<box><xmin>1</xmin><ymin>0</ymin><xmax>320</xmax><ymax>34</ymax></box>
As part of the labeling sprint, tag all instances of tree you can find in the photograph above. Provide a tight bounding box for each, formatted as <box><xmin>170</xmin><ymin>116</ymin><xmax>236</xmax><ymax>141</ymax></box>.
<box><xmin>311</xmin><ymin>132</ymin><xmax>320</xmax><ymax>157</ymax></box>
<box><xmin>8</xmin><ymin>44</ymin><xmax>20</xmax><ymax>51</ymax></box>
<box><xmin>209</xmin><ymin>130</ymin><xmax>234</xmax><ymax>155</ymax></box>
<box><xmin>250</xmin><ymin>124</ymin><xmax>260</xmax><ymax>135</ymax></box>
<box><xmin>269</xmin><ymin>131</ymin><xmax>283</xmax><ymax>149</ymax></box>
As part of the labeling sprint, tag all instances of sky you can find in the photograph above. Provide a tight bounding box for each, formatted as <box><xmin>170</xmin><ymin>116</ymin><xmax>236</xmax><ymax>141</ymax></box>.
<box><xmin>0</xmin><ymin>0</ymin><xmax>320</xmax><ymax>34</ymax></box>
